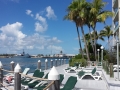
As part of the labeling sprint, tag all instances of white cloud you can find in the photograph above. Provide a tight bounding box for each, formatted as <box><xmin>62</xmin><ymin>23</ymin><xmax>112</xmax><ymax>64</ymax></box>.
<box><xmin>35</xmin><ymin>22</ymin><xmax>47</xmax><ymax>32</ymax></box>
<box><xmin>0</xmin><ymin>22</ymin><xmax>62</xmax><ymax>54</ymax></box>
<box><xmin>35</xmin><ymin>13</ymin><xmax>48</xmax><ymax>32</ymax></box>
<box><xmin>46</xmin><ymin>6</ymin><xmax>57</xmax><ymax>19</ymax></box>
<box><xmin>47</xmin><ymin>45</ymin><xmax>63</xmax><ymax>53</ymax></box>
<box><xmin>0</xmin><ymin>22</ymin><xmax>26</xmax><ymax>39</ymax></box>
<box><xmin>26</xmin><ymin>10</ymin><xmax>34</xmax><ymax>17</ymax></box>
<box><xmin>0</xmin><ymin>6</ymin><xmax>60</xmax><ymax>54</ymax></box>
<box><xmin>36</xmin><ymin>13</ymin><xmax>46</xmax><ymax>23</ymax></box>
<box><xmin>0</xmin><ymin>22</ymin><xmax>27</xmax><ymax>51</ymax></box>
<box><xmin>36</xmin><ymin>46</ymin><xmax>44</xmax><ymax>50</ymax></box>
<box><xmin>26</xmin><ymin>46</ymin><xmax>34</xmax><ymax>49</ymax></box>
<box><xmin>26</xmin><ymin>10</ymin><xmax>32</xmax><ymax>15</ymax></box>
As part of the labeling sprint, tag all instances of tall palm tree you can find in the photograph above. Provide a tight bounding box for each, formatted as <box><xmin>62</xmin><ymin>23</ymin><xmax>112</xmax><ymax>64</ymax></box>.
<box><xmin>89</xmin><ymin>0</ymin><xmax>113</xmax><ymax>60</ymax></box>
<box><xmin>76</xmin><ymin>0</ymin><xmax>91</xmax><ymax>61</ymax></box>
<box><xmin>100</xmin><ymin>25</ymin><xmax>113</xmax><ymax>49</ymax></box>
<box><xmin>65</xmin><ymin>0</ymin><xmax>90</xmax><ymax>61</ymax></box>
<box><xmin>64</xmin><ymin>0</ymin><xmax>84</xmax><ymax>58</ymax></box>
<box><xmin>85</xmin><ymin>2</ymin><xmax>95</xmax><ymax>53</ymax></box>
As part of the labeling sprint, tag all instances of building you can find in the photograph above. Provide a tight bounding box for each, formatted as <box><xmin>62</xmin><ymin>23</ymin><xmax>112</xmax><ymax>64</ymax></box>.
<box><xmin>112</xmin><ymin>0</ymin><xmax>119</xmax><ymax>40</ymax></box>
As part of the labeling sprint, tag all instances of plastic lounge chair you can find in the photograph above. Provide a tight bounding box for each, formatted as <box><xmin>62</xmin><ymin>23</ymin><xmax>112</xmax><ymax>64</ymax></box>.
<box><xmin>64</xmin><ymin>63</ymin><xmax>81</xmax><ymax>73</ymax></box>
<box><xmin>4</xmin><ymin>68</ymin><xmax>30</xmax><ymax>77</ymax></box>
<box><xmin>28</xmin><ymin>72</ymin><xmax>49</xmax><ymax>88</ymax></box>
<box><xmin>77</xmin><ymin>67</ymin><xmax>101</xmax><ymax>80</ymax></box>
<box><xmin>60</xmin><ymin>76</ymin><xmax>77</xmax><ymax>90</ymax></box>
<box><xmin>21</xmin><ymin>69</ymin><xmax>43</xmax><ymax>85</ymax></box>
<box><xmin>4</xmin><ymin>68</ymin><xmax>30</xmax><ymax>83</ymax></box>
<box><xmin>33</xmin><ymin>74</ymin><xmax>64</xmax><ymax>90</ymax></box>
<box><xmin>64</xmin><ymin>66</ymin><xmax>77</xmax><ymax>73</ymax></box>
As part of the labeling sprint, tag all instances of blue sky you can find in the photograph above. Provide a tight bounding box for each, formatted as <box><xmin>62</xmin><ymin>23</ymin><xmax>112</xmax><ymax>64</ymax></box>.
<box><xmin>0</xmin><ymin>0</ymin><xmax>112</xmax><ymax>55</ymax></box>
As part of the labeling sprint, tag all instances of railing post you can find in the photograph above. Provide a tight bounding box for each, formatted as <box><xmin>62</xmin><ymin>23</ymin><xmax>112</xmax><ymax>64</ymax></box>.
<box><xmin>0</xmin><ymin>61</ymin><xmax>3</xmax><ymax>88</ymax></box>
<box><xmin>51</xmin><ymin>60</ymin><xmax>53</xmax><ymax>68</ymax></box>
<box><xmin>14</xmin><ymin>63</ymin><xmax>21</xmax><ymax>90</ymax></box>
<box><xmin>48</xmin><ymin>66</ymin><xmax>60</xmax><ymax>90</ymax></box>
<box><xmin>37</xmin><ymin>60</ymin><xmax>41</xmax><ymax>70</ymax></box>
<box><xmin>110</xmin><ymin>63</ymin><xmax>114</xmax><ymax>77</ymax></box>
<box><xmin>59</xmin><ymin>59</ymin><xmax>61</xmax><ymax>66</ymax></box>
<box><xmin>45</xmin><ymin>59</ymin><xmax>48</xmax><ymax>70</ymax></box>
<box><xmin>62</xmin><ymin>59</ymin><xmax>63</xmax><ymax>65</ymax></box>
<box><xmin>64</xmin><ymin>59</ymin><xmax>66</xmax><ymax>64</ymax></box>
<box><xmin>55</xmin><ymin>59</ymin><xmax>57</xmax><ymax>67</ymax></box>
<box><xmin>105</xmin><ymin>61</ymin><xmax>107</xmax><ymax>71</ymax></box>
<box><xmin>10</xmin><ymin>61</ymin><xmax>15</xmax><ymax>71</ymax></box>
<box><xmin>106</xmin><ymin>61</ymin><xmax>109</xmax><ymax>74</ymax></box>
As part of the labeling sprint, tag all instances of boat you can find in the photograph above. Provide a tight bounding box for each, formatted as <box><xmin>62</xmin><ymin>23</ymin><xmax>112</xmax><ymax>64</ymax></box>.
<box><xmin>13</xmin><ymin>50</ymin><xmax>31</xmax><ymax>58</ymax></box>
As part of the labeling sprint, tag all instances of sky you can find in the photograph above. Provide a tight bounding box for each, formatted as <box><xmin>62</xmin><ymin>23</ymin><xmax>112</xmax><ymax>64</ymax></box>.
<box><xmin>0</xmin><ymin>0</ymin><xmax>112</xmax><ymax>55</ymax></box>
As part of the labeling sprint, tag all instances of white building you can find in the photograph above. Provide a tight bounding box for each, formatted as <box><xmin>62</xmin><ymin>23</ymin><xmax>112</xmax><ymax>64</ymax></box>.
<box><xmin>112</xmin><ymin>0</ymin><xmax>120</xmax><ymax>40</ymax></box>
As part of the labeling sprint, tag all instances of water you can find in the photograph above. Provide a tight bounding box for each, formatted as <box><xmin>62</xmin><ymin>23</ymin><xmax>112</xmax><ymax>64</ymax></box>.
<box><xmin>0</xmin><ymin>58</ymin><xmax>69</xmax><ymax>73</ymax></box>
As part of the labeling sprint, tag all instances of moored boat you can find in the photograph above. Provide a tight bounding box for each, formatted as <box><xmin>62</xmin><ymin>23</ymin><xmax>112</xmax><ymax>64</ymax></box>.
<box><xmin>13</xmin><ymin>50</ymin><xmax>31</xmax><ymax>58</ymax></box>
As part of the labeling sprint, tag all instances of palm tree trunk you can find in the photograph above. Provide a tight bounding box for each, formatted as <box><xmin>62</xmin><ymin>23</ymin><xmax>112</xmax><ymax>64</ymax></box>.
<box><xmin>108</xmin><ymin>37</ymin><xmax>109</xmax><ymax>51</ymax></box>
<box><xmin>93</xmin><ymin>27</ymin><xmax>97</xmax><ymax>62</ymax></box>
<box><xmin>88</xmin><ymin>26</ymin><xmax>94</xmax><ymax>53</ymax></box>
<box><xmin>76</xmin><ymin>24</ymin><xmax>84</xmax><ymax>58</ymax></box>
<box><xmin>81</xmin><ymin>26</ymin><xmax>90</xmax><ymax>61</ymax></box>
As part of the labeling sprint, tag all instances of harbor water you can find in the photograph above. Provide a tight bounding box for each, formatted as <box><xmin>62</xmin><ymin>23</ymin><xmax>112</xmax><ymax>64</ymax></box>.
<box><xmin>0</xmin><ymin>58</ymin><xmax>69</xmax><ymax>73</ymax></box>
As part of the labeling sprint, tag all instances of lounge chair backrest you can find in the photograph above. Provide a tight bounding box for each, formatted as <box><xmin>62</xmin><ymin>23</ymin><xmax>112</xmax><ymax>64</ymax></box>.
<box><xmin>37</xmin><ymin>72</ymin><xmax>44</xmax><ymax>78</ymax></box>
<box><xmin>91</xmin><ymin>67</ymin><xmax>96</xmax><ymax>75</ymax></box>
<box><xmin>22</xmin><ymin>68</ymin><xmax>30</xmax><ymax>75</ymax></box>
<box><xmin>33</xmin><ymin>70</ymin><xmax>41</xmax><ymax>77</ymax></box>
<box><xmin>77</xmin><ymin>70</ymin><xmax>85</xmax><ymax>77</ymax></box>
<box><xmin>62</xmin><ymin>76</ymin><xmax>77</xmax><ymax>90</ymax></box>
<box><xmin>44</xmin><ymin>73</ymin><xmax>49</xmax><ymax>79</ymax></box>
<box><xmin>60</xmin><ymin>74</ymin><xmax>64</xmax><ymax>84</ymax></box>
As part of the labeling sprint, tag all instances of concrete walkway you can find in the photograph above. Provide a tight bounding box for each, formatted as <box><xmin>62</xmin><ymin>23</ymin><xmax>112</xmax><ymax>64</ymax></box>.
<box><xmin>2</xmin><ymin>64</ymin><xmax>120</xmax><ymax>90</ymax></box>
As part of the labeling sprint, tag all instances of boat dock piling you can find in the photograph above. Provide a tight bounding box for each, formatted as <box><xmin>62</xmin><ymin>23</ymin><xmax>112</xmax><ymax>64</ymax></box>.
<box><xmin>51</xmin><ymin>60</ymin><xmax>53</xmax><ymax>68</ymax></box>
<box><xmin>14</xmin><ymin>63</ymin><xmax>21</xmax><ymax>90</ymax></box>
<box><xmin>0</xmin><ymin>61</ymin><xmax>3</xmax><ymax>88</ymax></box>
<box><xmin>10</xmin><ymin>61</ymin><xmax>15</xmax><ymax>71</ymax></box>
<box><xmin>37</xmin><ymin>60</ymin><xmax>41</xmax><ymax>70</ymax></box>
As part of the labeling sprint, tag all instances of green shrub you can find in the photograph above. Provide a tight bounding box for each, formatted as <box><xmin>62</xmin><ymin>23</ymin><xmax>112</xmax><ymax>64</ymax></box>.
<box><xmin>74</xmin><ymin>54</ymin><xmax>82</xmax><ymax>59</ymax></box>
<box><xmin>69</xmin><ymin>58</ymin><xmax>87</xmax><ymax>67</ymax></box>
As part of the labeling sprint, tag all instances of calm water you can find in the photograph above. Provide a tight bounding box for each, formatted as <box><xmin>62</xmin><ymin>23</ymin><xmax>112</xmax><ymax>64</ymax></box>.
<box><xmin>0</xmin><ymin>58</ymin><xmax>69</xmax><ymax>73</ymax></box>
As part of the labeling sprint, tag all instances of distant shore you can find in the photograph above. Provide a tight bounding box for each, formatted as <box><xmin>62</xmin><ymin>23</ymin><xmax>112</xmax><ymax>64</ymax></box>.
<box><xmin>0</xmin><ymin>56</ymin><xmax>71</xmax><ymax>59</ymax></box>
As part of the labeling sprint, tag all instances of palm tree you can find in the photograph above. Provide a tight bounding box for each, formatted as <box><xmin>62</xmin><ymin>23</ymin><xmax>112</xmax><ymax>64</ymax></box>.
<box><xmin>100</xmin><ymin>25</ymin><xmax>113</xmax><ymax>49</ymax></box>
<box><xmin>64</xmin><ymin>0</ymin><xmax>84</xmax><ymax>58</ymax></box>
<box><xmin>89</xmin><ymin>0</ymin><xmax>113</xmax><ymax>60</ymax></box>
<box><xmin>76</xmin><ymin>0</ymin><xmax>91</xmax><ymax>61</ymax></box>
<box><xmin>60</xmin><ymin>50</ymin><xmax>63</xmax><ymax>55</ymax></box>
<box><xmin>85</xmin><ymin>2</ymin><xmax>95</xmax><ymax>53</ymax></box>
<box><xmin>65</xmin><ymin>0</ymin><xmax>91</xmax><ymax>61</ymax></box>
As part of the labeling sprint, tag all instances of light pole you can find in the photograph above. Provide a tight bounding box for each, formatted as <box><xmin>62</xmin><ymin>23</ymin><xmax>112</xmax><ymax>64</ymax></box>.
<box><xmin>97</xmin><ymin>49</ymin><xmax>100</xmax><ymax>64</ymax></box>
<box><xmin>117</xmin><ymin>39</ymin><xmax>119</xmax><ymax>80</ymax></box>
<box><xmin>101</xmin><ymin>46</ymin><xmax>104</xmax><ymax>64</ymax></box>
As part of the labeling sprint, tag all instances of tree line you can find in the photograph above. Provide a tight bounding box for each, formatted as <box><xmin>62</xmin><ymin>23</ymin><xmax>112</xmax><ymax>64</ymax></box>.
<box><xmin>64</xmin><ymin>0</ymin><xmax>113</xmax><ymax>62</ymax></box>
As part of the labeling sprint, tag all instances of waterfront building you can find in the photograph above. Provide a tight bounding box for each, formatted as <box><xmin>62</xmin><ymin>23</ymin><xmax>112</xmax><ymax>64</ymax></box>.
<box><xmin>112</xmin><ymin>0</ymin><xmax>120</xmax><ymax>40</ymax></box>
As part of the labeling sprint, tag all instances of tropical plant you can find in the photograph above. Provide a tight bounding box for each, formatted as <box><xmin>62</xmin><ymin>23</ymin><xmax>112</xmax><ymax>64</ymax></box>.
<box><xmin>64</xmin><ymin>0</ymin><xmax>84</xmax><ymax>58</ymax></box>
<box><xmin>100</xmin><ymin>25</ymin><xmax>113</xmax><ymax>49</ymax></box>
<box><xmin>89</xmin><ymin>0</ymin><xmax>114</xmax><ymax>61</ymax></box>
<box><xmin>69</xmin><ymin>0</ymin><xmax>91</xmax><ymax>61</ymax></box>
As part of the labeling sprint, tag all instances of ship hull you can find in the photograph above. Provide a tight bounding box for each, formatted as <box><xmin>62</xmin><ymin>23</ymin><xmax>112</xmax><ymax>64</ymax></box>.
<box><xmin>13</xmin><ymin>54</ymin><xmax>31</xmax><ymax>58</ymax></box>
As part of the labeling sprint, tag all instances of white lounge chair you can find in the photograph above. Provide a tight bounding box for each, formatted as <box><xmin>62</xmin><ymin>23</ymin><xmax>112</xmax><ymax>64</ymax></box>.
<box><xmin>76</xmin><ymin>67</ymin><xmax>101</xmax><ymax>80</ymax></box>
